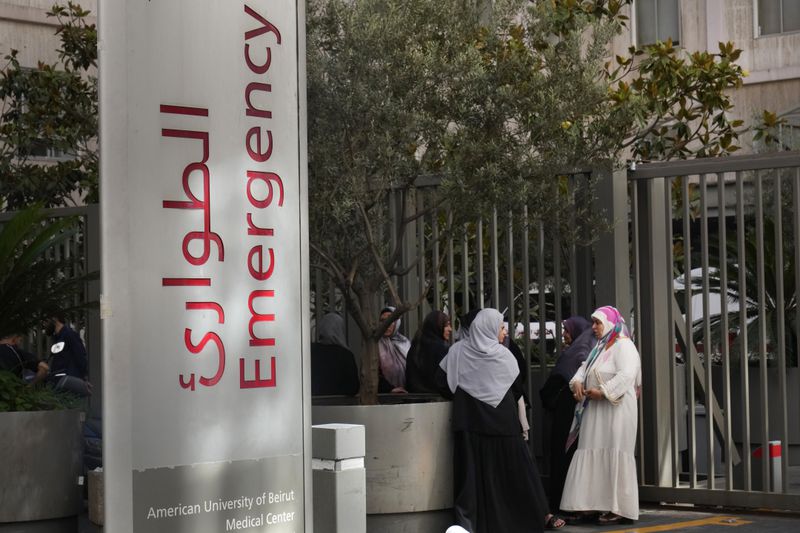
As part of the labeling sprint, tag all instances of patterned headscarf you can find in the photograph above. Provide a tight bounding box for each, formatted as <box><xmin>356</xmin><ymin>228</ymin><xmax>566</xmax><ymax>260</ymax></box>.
<box><xmin>565</xmin><ymin>305</ymin><xmax>629</xmax><ymax>451</ymax></box>
<box><xmin>378</xmin><ymin>306</ymin><xmax>411</xmax><ymax>388</ymax></box>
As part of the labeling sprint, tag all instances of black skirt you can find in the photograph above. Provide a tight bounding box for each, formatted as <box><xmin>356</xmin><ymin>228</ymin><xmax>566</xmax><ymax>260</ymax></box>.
<box><xmin>546</xmin><ymin>380</ymin><xmax>578</xmax><ymax>511</ymax></box>
<box><xmin>453</xmin><ymin>430</ymin><xmax>548</xmax><ymax>533</ymax></box>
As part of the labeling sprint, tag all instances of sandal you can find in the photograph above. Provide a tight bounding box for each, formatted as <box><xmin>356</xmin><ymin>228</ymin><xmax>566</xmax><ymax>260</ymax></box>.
<box><xmin>545</xmin><ymin>514</ymin><xmax>566</xmax><ymax>530</ymax></box>
<box><xmin>563</xmin><ymin>512</ymin><xmax>599</xmax><ymax>525</ymax></box>
<box><xmin>596</xmin><ymin>512</ymin><xmax>634</xmax><ymax>525</ymax></box>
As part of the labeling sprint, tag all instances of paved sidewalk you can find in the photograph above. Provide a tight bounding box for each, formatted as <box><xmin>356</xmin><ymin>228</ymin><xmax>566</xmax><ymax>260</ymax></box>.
<box><xmin>80</xmin><ymin>504</ymin><xmax>800</xmax><ymax>532</ymax></box>
<box><xmin>558</xmin><ymin>505</ymin><xmax>800</xmax><ymax>533</ymax></box>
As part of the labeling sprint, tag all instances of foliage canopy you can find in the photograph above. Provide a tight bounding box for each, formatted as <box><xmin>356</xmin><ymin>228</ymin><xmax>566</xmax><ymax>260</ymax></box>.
<box><xmin>0</xmin><ymin>2</ymin><xmax>97</xmax><ymax>209</ymax></box>
<box><xmin>307</xmin><ymin>0</ymin><xmax>752</xmax><ymax>400</ymax></box>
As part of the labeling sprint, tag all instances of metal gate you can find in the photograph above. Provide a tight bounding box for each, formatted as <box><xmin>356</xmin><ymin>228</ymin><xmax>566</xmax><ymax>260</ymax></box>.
<box><xmin>310</xmin><ymin>151</ymin><xmax>800</xmax><ymax>510</ymax></box>
<box><xmin>631</xmin><ymin>151</ymin><xmax>800</xmax><ymax>509</ymax></box>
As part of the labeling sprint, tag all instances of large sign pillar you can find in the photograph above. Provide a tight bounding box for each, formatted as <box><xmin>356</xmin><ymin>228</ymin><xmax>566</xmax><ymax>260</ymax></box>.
<box><xmin>99</xmin><ymin>1</ymin><xmax>310</xmax><ymax>531</ymax></box>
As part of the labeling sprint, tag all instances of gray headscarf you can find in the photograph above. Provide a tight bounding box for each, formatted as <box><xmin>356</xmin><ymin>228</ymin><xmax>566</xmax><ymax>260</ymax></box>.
<box><xmin>378</xmin><ymin>307</ymin><xmax>411</xmax><ymax>388</ymax></box>
<box><xmin>317</xmin><ymin>313</ymin><xmax>349</xmax><ymax>349</ymax></box>
<box><xmin>439</xmin><ymin>308</ymin><xmax>519</xmax><ymax>408</ymax></box>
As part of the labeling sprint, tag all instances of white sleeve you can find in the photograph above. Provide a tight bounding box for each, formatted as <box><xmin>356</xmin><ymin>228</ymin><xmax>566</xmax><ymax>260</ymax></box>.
<box><xmin>599</xmin><ymin>341</ymin><xmax>641</xmax><ymax>403</ymax></box>
<box><xmin>569</xmin><ymin>361</ymin><xmax>587</xmax><ymax>391</ymax></box>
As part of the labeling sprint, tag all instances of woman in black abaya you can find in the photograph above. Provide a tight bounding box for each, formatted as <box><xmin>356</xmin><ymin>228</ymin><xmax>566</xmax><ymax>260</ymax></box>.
<box><xmin>405</xmin><ymin>310</ymin><xmax>451</xmax><ymax>393</ymax></box>
<box><xmin>439</xmin><ymin>308</ymin><xmax>562</xmax><ymax>532</ymax></box>
<box><xmin>539</xmin><ymin>316</ymin><xmax>594</xmax><ymax>515</ymax></box>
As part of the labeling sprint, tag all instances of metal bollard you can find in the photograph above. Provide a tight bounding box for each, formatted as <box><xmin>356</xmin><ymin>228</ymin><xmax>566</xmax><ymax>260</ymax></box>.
<box><xmin>312</xmin><ymin>423</ymin><xmax>366</xmax><ymax>533</ymax></box>
<box><xmin>752</xmin><ymin>440</ymin><xmax>782</xmax><ymax>492</ymax></box>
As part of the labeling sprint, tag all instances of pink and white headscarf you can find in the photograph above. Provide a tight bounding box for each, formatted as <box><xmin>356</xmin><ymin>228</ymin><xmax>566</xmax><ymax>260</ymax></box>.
<box><xmin>591</xmin><ymin>305</ymin><xmax>630</xmax><ymax>347</ymax></box>
<box><xmin>565</xmin><ymin>305</ymin><xmax>630</xmax><ymax>451</ymax></box>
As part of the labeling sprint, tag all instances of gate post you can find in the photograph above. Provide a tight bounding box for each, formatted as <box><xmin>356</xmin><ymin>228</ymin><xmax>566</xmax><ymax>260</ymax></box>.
<box><xmin>592</xmin><ymin>167</ymin><xmax>631</xmax><ymax>318</ymax></box>
<box><xmin>635</xmin><ymin>177</ymin><xmax>673</xmax><ymax>487</ymax></box>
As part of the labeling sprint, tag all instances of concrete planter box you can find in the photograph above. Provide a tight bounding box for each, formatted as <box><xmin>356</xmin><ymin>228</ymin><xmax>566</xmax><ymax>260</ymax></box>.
<box><xmin>312</xmin><ymin>397</ymin><xmax>453</xmax><ymax>532</ymax></box>
<box><xmin>0</xmin><ymin>409</ymin><xmax>83</xmax><ymax>531</ymax></box>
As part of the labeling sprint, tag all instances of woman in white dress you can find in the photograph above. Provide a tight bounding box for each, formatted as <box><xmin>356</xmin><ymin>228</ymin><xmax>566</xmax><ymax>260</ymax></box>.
<box><xmin>559</xmin><ymin>305</ymin><xmax>641</xmax><ymax>525</ymax></box>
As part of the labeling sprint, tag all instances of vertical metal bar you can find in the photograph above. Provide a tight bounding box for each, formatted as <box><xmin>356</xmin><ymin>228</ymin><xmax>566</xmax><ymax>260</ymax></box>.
<box><xmin>537</xmin><ymin>221</ymin><xmax>547</xmax><ymax>375</ymax></box>
<box><xmin>522</xmin><ymin>206</ymin><xmax>532</xmax><ymax>385</ymax></box>
<box><xmin>554</xmin><ymin>229</ymin><xmax>562</xmax><ymax>360</ymax></box>
<box><xmin>314</xmin><ymin>268</ymin><xmax>323</xmax><ymax>341</ymax></box>
<box><xmin>491</xmin><ymin>208</ymin><xmax>500</xmax><ymax>309</ymax></box>
<box><xmin>683</xmin><ymin>176</ymin><xmax>697</xmax><ymax>488</ymax></box>
<box><xmin>632</xmin><ymin>179</ymin><xmax>645</xmax><ymax>485</ymax></box>
<box><xmin>755</xmin><ymin>171</ymin><xmax>770</xmax><ymax>491</ymax></box>
<box><xmin>433</xmin><ymin>212</ymin><xmax>441</xmax><ymax>309</ymax></box>
<box><xmin>389</xmin><ymin>190</ymin><xmax>398</xmax><ymax>293</ymax></box>
<box><xmin>447</xmin><ymin>212</ymin><xmax>456</xmax><ymax>323</ymax></box>
<box><xmin>569</xmin><ymin>175</ymin><xmax>578</xmax><ymax>316</ymax></box>
<box><xmin>773</xmin><ymin>170</ymin><xmax>788</xmax><ymax>493</ymax></box>
<box><xmin>794</xmin><ymin>170</ymin><xmax>800</xmax><ymax>489</ymax></box>
<box><xmin>665</xmin><ymin>177</ymin><xmax>679</xmax><ymax>487</ymax></box>
<box><xmin>700</xmin><ymin>173</ymin><xmax>715</xmax><ymax>488</ymax></box>
<box><xmin>417</xmin><ymin>191</ymin><xmax>428</xmax><ymax>324</ymax></box>
<box><xmin>507</xmin><ymin>219</ymin><xmax>515</xmax><ymax>330</ymax></box>
<box><xmin>462</xmin><ymin>224</ymin><xmax>470</xmax><ymax>316</ymax></box>
<box><xmin>718</xmin><ymin>173</ymin><xmax>733</xmax><ymax>491</ymax></box>
<box><xmin>477</xmin><ymin>219</ymin><xmax>484</xmax><ymax>309</ymax></box>
<box><xmin>736</xmin><ymin>171</ymin><xmax>751</xmax><ymax>491</ymax></box>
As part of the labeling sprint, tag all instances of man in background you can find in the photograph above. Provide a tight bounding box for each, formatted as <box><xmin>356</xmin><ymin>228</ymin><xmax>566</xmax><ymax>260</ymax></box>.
<box><xmin>0</xmin><ymin>333</ymin><xmax>49</xmax><ymax>384</ymax></box>
<box><xmin>44</xmin><ymin>312</ymin><xmax>88</xmax><ymax>380</ymax></box>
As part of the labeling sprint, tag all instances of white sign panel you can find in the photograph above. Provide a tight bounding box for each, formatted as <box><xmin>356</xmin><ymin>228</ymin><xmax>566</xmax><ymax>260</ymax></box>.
<box><xmin>99</xmin><ymin>1</ymin><xmax>310</xmax><ymax>531</ymax></box>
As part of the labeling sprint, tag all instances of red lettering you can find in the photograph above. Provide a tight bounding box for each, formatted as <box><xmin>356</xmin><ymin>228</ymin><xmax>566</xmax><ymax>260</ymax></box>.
<box><xmin>246</xmin><ymin>127</ymin><xmax>273</xmax><ymax>162</ymax></box>
<box><xmin>247</xmin><ymin>213</ymin><xmax>274</xmax><ymax>237</ymax></box>
<box><xmin>245</xmin><ymin>82</ymin><xmax>272</xmax><ymax>119</ymax></box>
<box><xmin>160</xmin><ymin>104</ymin><xmax>209</xmax><ymax>117</ymax></box>
<box><xmin>239</xmin><ymin>356</ymin><xmax>277</xmax><ymax>389</ymax></box>
<box><xmin>162</xmin><ymin>278</ymin><xmax>211</xmax><ymax>287</ymax></box>
<box><xmin>248</xmin><ymin>290</ymin><xmax>275</xmax><ymax>347</ymax></box>
<box><xmin>248</xmin><ymin>246</ymin><xmax>275</xmax><ymax>281</ymax></box>
<box><xmin>161</xmin><ymin>129</ymin><xmax>209</xmax><ymax>163</ymax></box>
<box><xmin>244</xmin><ymin>44</ymin><xmax>272</xmax><ymax>74</ymax></box>
<box><xmin>246</xmin><ymin>171</ymin><xmax>284</xmax><ymax>208</ymax></box>
<box><xmin>179</xmin><ymin>373</ymin><xmax>196</xmax><ymax>391</ymax></box>
<box><xmin>186</xmin><ymin>302</ymin><xmax>225</xmax><ymax>323</ymax></box>
<box><xmin>184</xmin><ymin>329</ymin><xmax>226</xmax><ymax>387</ymax></box>
<box><xmin>244</xmin><ymin>5</ymin><xmax>282</xmax><ymax>43</ymax></box>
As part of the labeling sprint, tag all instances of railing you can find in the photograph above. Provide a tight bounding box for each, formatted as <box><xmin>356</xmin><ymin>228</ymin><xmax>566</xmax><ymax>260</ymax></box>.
<box><xmin>0</xmin><ymin>204</ymin><xmax>101</xmax><ymax>417</ymax></box>
<box><xmin>311</xmin><ymin>171</ymin><xmax>609</xmax><ymax>461</ymax></box>
<box><xmin>631</xmin><ymin>151</ymin><xmax>800</xmax><ymax>508</ymax></box>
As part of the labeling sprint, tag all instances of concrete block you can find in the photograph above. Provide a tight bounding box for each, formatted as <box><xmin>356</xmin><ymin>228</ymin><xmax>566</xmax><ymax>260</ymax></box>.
<box><xmin>88</xmin><ymin>468</ymin><xmax>104</xmax><ymax>526</ymax></box>
<box><xmin>312</xmin><ymin>423</ymin><xmax>365</xmax><ymax>460</ymax></box>
<box><xmin>313</xmin><ymin>468</ymin><xmax>366</xmax><ymax>533</ymax></box>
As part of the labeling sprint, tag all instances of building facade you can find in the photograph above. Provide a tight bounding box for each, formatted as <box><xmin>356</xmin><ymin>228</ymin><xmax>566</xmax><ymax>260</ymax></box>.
<box><xmin>613</xmin><ymin>0</ymin><xmax>800</xmax><ymax>152</ymax></box>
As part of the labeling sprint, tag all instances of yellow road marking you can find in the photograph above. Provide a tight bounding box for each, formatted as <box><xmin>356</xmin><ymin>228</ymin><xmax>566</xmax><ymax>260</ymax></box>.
<box><xmin>605</xmin><ymin>515</ymin><xmax>753</xmax><ymax>533</ymax></box>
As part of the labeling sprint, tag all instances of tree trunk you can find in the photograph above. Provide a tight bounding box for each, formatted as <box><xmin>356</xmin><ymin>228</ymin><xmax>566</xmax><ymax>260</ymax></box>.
<box><xmin>359</xmin><ymin>335</ymin><xmax>381</xmax><ymax>405</ymax></box>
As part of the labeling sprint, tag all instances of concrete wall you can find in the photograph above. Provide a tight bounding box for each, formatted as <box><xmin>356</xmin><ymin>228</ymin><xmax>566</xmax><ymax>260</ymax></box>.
<box><xmin>0</xmin><ymin>0</ymin><xmax>97</xmax><ymax>67</ymax></box>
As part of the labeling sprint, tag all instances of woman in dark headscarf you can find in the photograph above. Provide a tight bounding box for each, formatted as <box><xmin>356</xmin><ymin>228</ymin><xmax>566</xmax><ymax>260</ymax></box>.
<box><xmin>311</xmin><ymin>313</ymin><xmax>360</xmax><ymax>396</ymax></box>
<box><xmin>539</xmin><ymin>315</ymin><xmax>594</xmax><ymax>515</ymax></box>
<box><xmin>405</xmin><ymin>311</ymin><xmax>452</xmax><ymax>393</ymax></box>
<box><xmin>377</xmin><ymin>306</ymin><xmax>411</xmax><ymax>393</ymax></box>
<box><xmin>439</xmin><ymin>308</ymin><xmax>563</xmax><ymax>532</ymax></box>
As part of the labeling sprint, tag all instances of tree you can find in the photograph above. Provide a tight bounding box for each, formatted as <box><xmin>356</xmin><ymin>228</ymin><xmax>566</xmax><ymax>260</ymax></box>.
<box><xmin>0</xmin><ymin>206</ymin><xmax>88</xmax><ymax>339</ymax></box>
<box><xmin>308</xmin><ymin>0</ymin><xmax>752</xmax><ymax>402</ymax></box>
<box><xmin>0</xmin><ymin>2</ymin><xmax>97</xmax><ymax>209</ymax></box>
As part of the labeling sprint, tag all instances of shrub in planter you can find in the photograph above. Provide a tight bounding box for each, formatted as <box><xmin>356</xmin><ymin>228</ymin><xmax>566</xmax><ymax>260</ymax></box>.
<box><xmin>0</xmin><ymin>370</ymin><xmax>83</xmax><ymax>412</ymax></box>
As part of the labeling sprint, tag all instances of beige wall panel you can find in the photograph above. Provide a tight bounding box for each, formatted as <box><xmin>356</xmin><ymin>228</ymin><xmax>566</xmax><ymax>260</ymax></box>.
<box><xmin>0</xmin><ymin>20</ymin><xmax>61</xmax><ymax>65</ymax></box>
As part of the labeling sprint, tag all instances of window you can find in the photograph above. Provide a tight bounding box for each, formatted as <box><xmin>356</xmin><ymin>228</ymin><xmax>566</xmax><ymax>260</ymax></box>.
<box><xmin>18</xmin><ymin>139</ymin><xmax>68</xmax><ymax>161</ymax></box>
<box><xmin>757</xmin><ymin>0</ymin><xmax>800</xmax><ymax>36</ymax></box>
<box><xmin>635</xmin><ymin>0</ymin><xmax>680</xmax><ymax>46</ymax></box>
